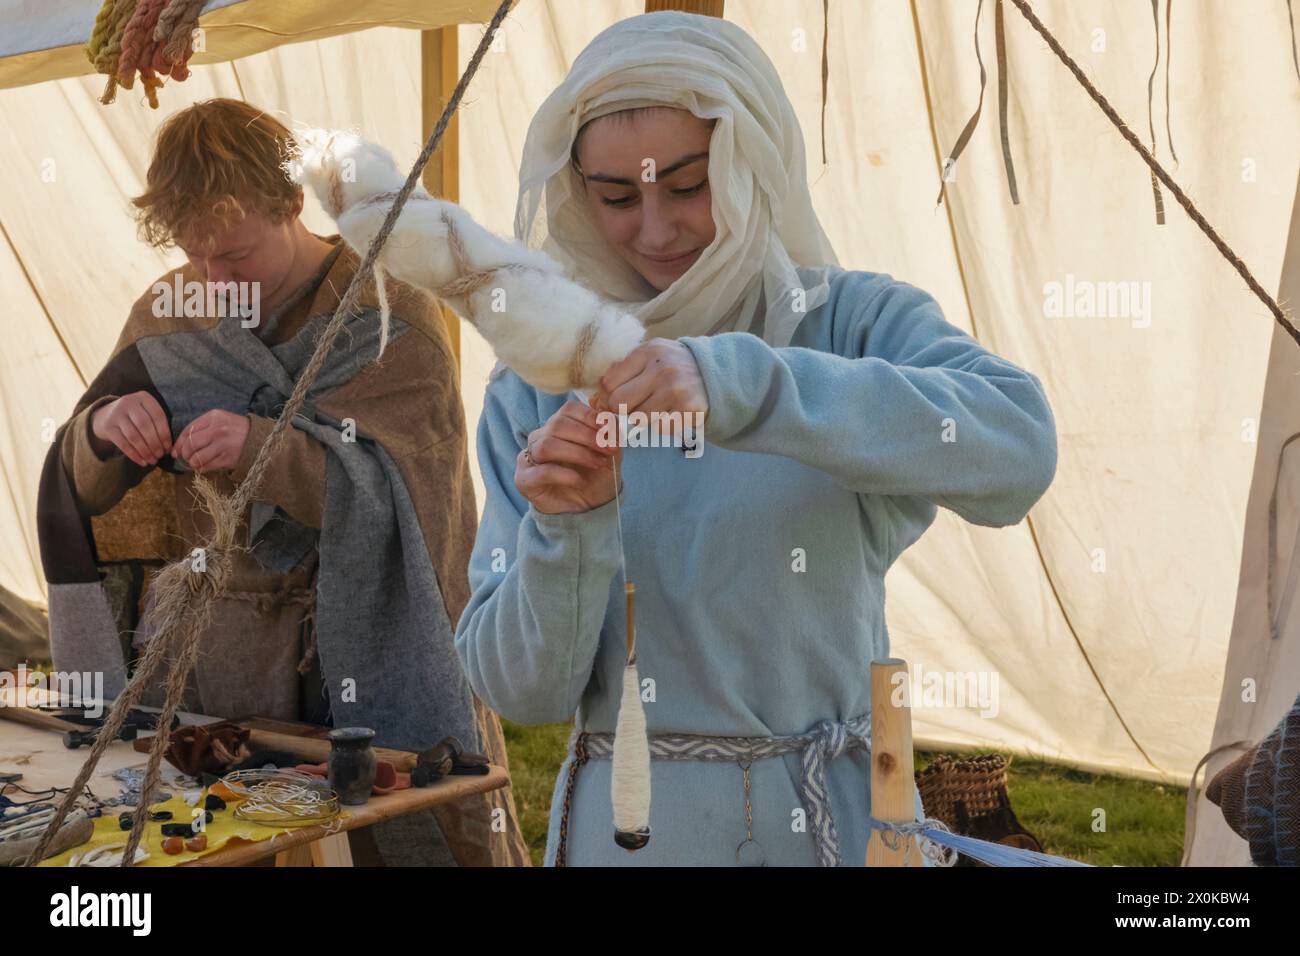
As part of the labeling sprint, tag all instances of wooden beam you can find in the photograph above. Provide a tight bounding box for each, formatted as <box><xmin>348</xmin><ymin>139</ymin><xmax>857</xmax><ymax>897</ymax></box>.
<box><xmin>421</xmin><ymin>27</ymin><xmax>462</xmax><ymax>370</ymax></box>
<box><xmin>645</xmin><ymin>0</ymin><xmax>725</xmax><ymax>15</ymax></box>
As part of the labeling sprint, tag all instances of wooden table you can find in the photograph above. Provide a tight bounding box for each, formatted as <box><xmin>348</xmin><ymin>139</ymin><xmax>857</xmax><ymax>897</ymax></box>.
<box><xmin>0</xmin><ymin>707</ymin><xmax>507</xmax><ymax>867</ymax></box>
<box><xmin>186</xmin><ymin>769</ymin><xmax>508</xmax><ymax>866</ymax></box>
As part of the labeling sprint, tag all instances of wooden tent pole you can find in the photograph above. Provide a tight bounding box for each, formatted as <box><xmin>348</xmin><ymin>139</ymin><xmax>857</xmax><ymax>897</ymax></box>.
<box><xmin>865</xmin><ymin>658</ymin><xmax>924</xmax><ymax>866</ymax></box>
<box><xmin>421</xmin><ymin>26</ymin><xmax>462</xmax><ymax>370</ymax></box>
<box><xmin>645</xmin><ymin>0</ymin><xmax>725</xmax><ymax>14</ymax></box>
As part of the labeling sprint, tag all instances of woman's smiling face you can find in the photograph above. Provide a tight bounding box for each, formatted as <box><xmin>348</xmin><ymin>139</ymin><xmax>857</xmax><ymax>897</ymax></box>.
<box><xmin>573</xmin><ymin>107</ymin><xmax>718</xmax><ymax>292</ymax></box>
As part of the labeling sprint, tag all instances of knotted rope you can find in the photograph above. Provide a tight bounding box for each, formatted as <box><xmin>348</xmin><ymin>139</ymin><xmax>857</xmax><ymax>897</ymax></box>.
<box><xmin>25</xmin><ymin>0</ymin><xmax>516</xmax><ymax>867</ymax></box>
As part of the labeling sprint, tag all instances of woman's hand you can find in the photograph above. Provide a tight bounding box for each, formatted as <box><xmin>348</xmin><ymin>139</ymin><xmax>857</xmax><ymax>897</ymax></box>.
<box><xmin>516</xmin><ymin>399</ymin><xmax>622</xmax><ymax>515</ymax></box>
<box><xmin>589</xmin><ymin>338</ymin><xmax>709</xmax><ymax>444</ymax></box>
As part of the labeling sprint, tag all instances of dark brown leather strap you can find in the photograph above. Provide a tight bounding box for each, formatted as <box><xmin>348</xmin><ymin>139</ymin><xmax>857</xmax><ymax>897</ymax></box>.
<box><xmin>995</xmin><ymin>0</ymin><xmax>1020</xmax><ymax>204</ymax></box>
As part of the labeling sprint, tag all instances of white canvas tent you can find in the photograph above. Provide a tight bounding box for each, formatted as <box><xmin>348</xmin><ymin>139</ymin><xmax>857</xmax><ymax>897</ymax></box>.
<box><xmin>1188</xmin><ymin>175</ymin><xmax>1300</xmax><ymax>865</ymax></box>
<box><xmin>1</xmin><ymin>0</ymin><xmax>1297</xmax><ymax>866</ymax></box>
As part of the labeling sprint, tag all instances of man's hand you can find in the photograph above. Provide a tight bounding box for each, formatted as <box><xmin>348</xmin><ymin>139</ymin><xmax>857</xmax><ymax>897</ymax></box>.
<box><xmin>90</xmin><ymin>391</ymin><xmax>172</xmax><ymax>467</ymax></box>
<box><xmin>174</xmin><ymin>410</ymin><xmax>252</xmax><ymax>473</ymax></box>
<box><xmin>589</xmin><ymin>338</ymin><xmax>709</xmax><ymax>442</ymax></box>
<box><xmin>515</xmin><ymin>400</ymin><xmax>622</xmax><ymax>515</ymax></box>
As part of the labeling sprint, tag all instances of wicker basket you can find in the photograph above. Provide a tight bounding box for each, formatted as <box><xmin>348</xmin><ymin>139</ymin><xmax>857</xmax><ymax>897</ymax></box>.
<box><xmin>915</xmin><ymin>753</ymin><xmax>1043</xmax><ymax>865</ymax></box>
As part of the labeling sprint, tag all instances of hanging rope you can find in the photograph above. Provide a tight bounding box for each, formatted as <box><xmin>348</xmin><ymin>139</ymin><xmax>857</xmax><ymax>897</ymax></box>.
<box><xmin>1006</xmin><ymin>0</ymin><xmax>1300</xmax><ymax>350</ymax></box>
<box><xmin>935</xmin><ymin>0</ymin><xmax>988</xmax><ymax>205</ymax></box>
<box><xmin>1145</xmin><ymin>0</ymin><xmax>1166</xmax><ymax>224</ymax></box>
<box><xmin>24</xmin><ymin>0</ymin><xmax>517</xmax><ymax>868</ymax></box>
<box><xmin>1289</xmin><ymin>0</ymin><xmax>1300</xmax><ymax>86</ymax></box>
<box><xmin>994</xmin><ymin>0</ymin><xmax>1020</xmax><ymax>204</ymax></box>
<box><xmin>819</xmin><ymin>0</ymin><xmax>829</xmax><ymax>165</ymax></box>
<box><xmin>935</xmin><ymin>0</ymin><xmax>1019</xmax><ymax>206</ymax></box>
<box><xmin>1165</xmin><ymin>0</ymin><xmax>1178</xmax><ymax>165</ymax></box>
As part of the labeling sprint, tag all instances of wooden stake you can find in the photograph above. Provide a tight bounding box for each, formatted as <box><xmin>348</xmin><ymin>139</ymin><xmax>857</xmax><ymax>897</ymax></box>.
<box><xmin>865</xmin><ymin>658</ymin><xmax>923</xmax><ymax>866</ymax></box>
<box><xmin>645</xmin><ymin>0</ymin><xmax>725</xmax><ymax>16</ymax></box>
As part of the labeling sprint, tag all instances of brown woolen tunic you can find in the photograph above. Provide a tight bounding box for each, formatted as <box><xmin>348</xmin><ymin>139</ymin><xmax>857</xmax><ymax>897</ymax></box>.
<box><xmin>57</xmin><ymin>236</ymin><xmax>529</xmax><ymax>866</ymax></box>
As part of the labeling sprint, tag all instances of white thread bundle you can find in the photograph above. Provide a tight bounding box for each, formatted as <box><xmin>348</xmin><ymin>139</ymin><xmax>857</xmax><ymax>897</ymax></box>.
<box><xmin>66</xmin><ymin>842</ymin><xmax>149</xmax><ymax>867</ymax></box>
<box><xmin>288</xmin><ymin>129</ymin><xmax>645</xmax><ymax>393</ymax></box>
<box><xmin>611</xmin><ymin>658</ymin><xmax>651</xmax><ymax>844</ymax></box>
<box><xmin>371</xmin><ymin>262</ymin><xmax>392</xmax><ymax>357</ymax></box>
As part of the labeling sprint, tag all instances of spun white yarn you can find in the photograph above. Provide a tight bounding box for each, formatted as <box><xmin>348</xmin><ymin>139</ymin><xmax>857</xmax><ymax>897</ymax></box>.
<box><xmin>288</xmin><ymin>128</ymin><xmax>645</xmax><ymax>392</ymax></box>
<box><xmin>611</xmin><ymin>660</ymin><xmax>651</xmax><ymax>835</ymax></box>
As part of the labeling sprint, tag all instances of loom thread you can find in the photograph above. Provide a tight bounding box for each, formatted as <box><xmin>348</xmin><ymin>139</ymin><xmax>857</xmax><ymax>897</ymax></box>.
<box><xmin>870</xmin><ymin>818</ymin><xmax>1091</xmax><ymax>867</ymax></box>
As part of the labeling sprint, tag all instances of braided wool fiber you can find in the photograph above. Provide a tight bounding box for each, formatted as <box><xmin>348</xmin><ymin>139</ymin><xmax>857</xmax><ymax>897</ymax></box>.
<box><xmin>94</xmin><ymin>0</ymin><xmax>139</xmax><ymax>73</ymax></box>
<box><xmin>117</xmin><ymin>0</ymin><xmax>167</xmax><ymax>85</ymax></box>
<box><xmin>155</xmin><ymin>0</ymin><xmax>204</xmax><ymax>44</ymax></box>
<box><xmin>155</xmin><ymin>0</ymin><xmax>205</xmax><ymax>78</ymax></box>
<box><xmin>88</xmin><ymin>0</ymin><xmax>140</xmax><ymax>104</ymax></box>
<box><xmin>88</xmin><ymin>0</ymin><xmax>201</xmax><ymax>106</ymax></box>
<box><xmin>84</xmin><ymin>0</ymin><xmax>121</xmax><ymax>64</ymax></box>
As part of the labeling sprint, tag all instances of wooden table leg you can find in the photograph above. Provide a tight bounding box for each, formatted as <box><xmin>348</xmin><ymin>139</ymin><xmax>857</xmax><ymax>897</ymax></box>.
<box><xmin>308</xmin><ymin>831</ymin><xmax>353</xmax><ymax>867</ymax></box>
<box><xmin>275</xmin><ymin>843</ymin><xmax>314</xmax><ymax>867</ymax></box>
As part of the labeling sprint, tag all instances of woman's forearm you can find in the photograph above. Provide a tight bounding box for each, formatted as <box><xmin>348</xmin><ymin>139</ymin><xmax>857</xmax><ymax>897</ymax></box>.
<box><xmin>679</xmin><ymin>278</ymin><xmax>1058</xmax><ymax>527</ymax></box>
<box><xmin>454</xmin><ymin>391</ymin><xmax>624</xmax><ymax>723</ymax></box>
<box><xmin>455</xmin><ymin>502</ymin><xmax>623</xmax><ymax>723</ymax></box>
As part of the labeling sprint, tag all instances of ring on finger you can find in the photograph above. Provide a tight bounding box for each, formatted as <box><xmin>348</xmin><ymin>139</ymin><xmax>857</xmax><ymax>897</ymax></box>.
<box><xmin>524</xmin><ymin>441</ymin><xmax>537</xmax><ymax>466</ymax></box>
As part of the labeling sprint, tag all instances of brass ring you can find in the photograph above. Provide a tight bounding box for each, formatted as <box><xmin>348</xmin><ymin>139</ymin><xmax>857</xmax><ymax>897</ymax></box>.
<box><xmin>525</xmin><ymin>441</ymin><xmax>537</xmax><ymax>467</ymax></box>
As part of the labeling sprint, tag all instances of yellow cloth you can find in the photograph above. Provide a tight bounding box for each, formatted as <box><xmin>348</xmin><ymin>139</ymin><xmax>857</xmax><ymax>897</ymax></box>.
<box><xmin>39</xmin><ymin>794</ymin><xmax>351</xmax><ymax>867</ymax></box>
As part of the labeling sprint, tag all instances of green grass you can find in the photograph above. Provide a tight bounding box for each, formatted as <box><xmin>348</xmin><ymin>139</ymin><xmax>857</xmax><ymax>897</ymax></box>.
<box><xmin>503</xmin><ymin>720</ymin><xmax>1187</xmax><ymax>867</ymax></box>
<box><xmin>500</xmin><ymin>719</ymin><xmax>574</xmax><ymax>866</ymax></box>
<box><xmin>928</xmin><ymin>753</ymin><xmax>1188</xmax><ymax>867</ymax></box>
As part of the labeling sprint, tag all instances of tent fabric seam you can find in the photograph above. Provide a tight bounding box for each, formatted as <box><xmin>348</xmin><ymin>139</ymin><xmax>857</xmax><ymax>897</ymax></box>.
<box><xmin>0</xmin><ymin>217</ymin><xmax>86</xmax><ymax>386</ymax></box>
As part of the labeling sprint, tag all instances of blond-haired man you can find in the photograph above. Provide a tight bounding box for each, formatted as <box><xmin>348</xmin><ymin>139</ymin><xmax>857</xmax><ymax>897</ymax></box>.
<box><xmin>37</xmin><ymin>98</ymin><xmax>528</xmax><ymax>866</ymax></box>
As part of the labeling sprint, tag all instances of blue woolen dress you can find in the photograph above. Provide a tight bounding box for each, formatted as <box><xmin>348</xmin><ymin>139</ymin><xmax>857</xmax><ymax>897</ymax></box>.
<box><xmin>454</xmin><ymin>266</ymin><xmax>1058</xmax><ymax>866</ymax></box>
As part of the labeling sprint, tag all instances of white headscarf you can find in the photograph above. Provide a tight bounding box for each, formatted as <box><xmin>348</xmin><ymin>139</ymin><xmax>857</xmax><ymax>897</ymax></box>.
<box><xmin>512</xmin><ymin>10</ymin><xmax>839</xmax><ymax>353</ymax></box>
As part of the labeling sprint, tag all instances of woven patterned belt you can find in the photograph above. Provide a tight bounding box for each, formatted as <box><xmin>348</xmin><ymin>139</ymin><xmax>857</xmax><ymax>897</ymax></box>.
<box><xmin>555</xmin><ymin>712</ymin><xmax>872</xmax><ymax>867</ymax></box>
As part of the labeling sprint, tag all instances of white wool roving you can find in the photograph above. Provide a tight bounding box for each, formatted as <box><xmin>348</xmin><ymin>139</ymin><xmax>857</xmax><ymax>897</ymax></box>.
<box><xmin>287</xmin><ymin>129</ymin><xmax>645</xmax><ymax>394</ymax></box>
